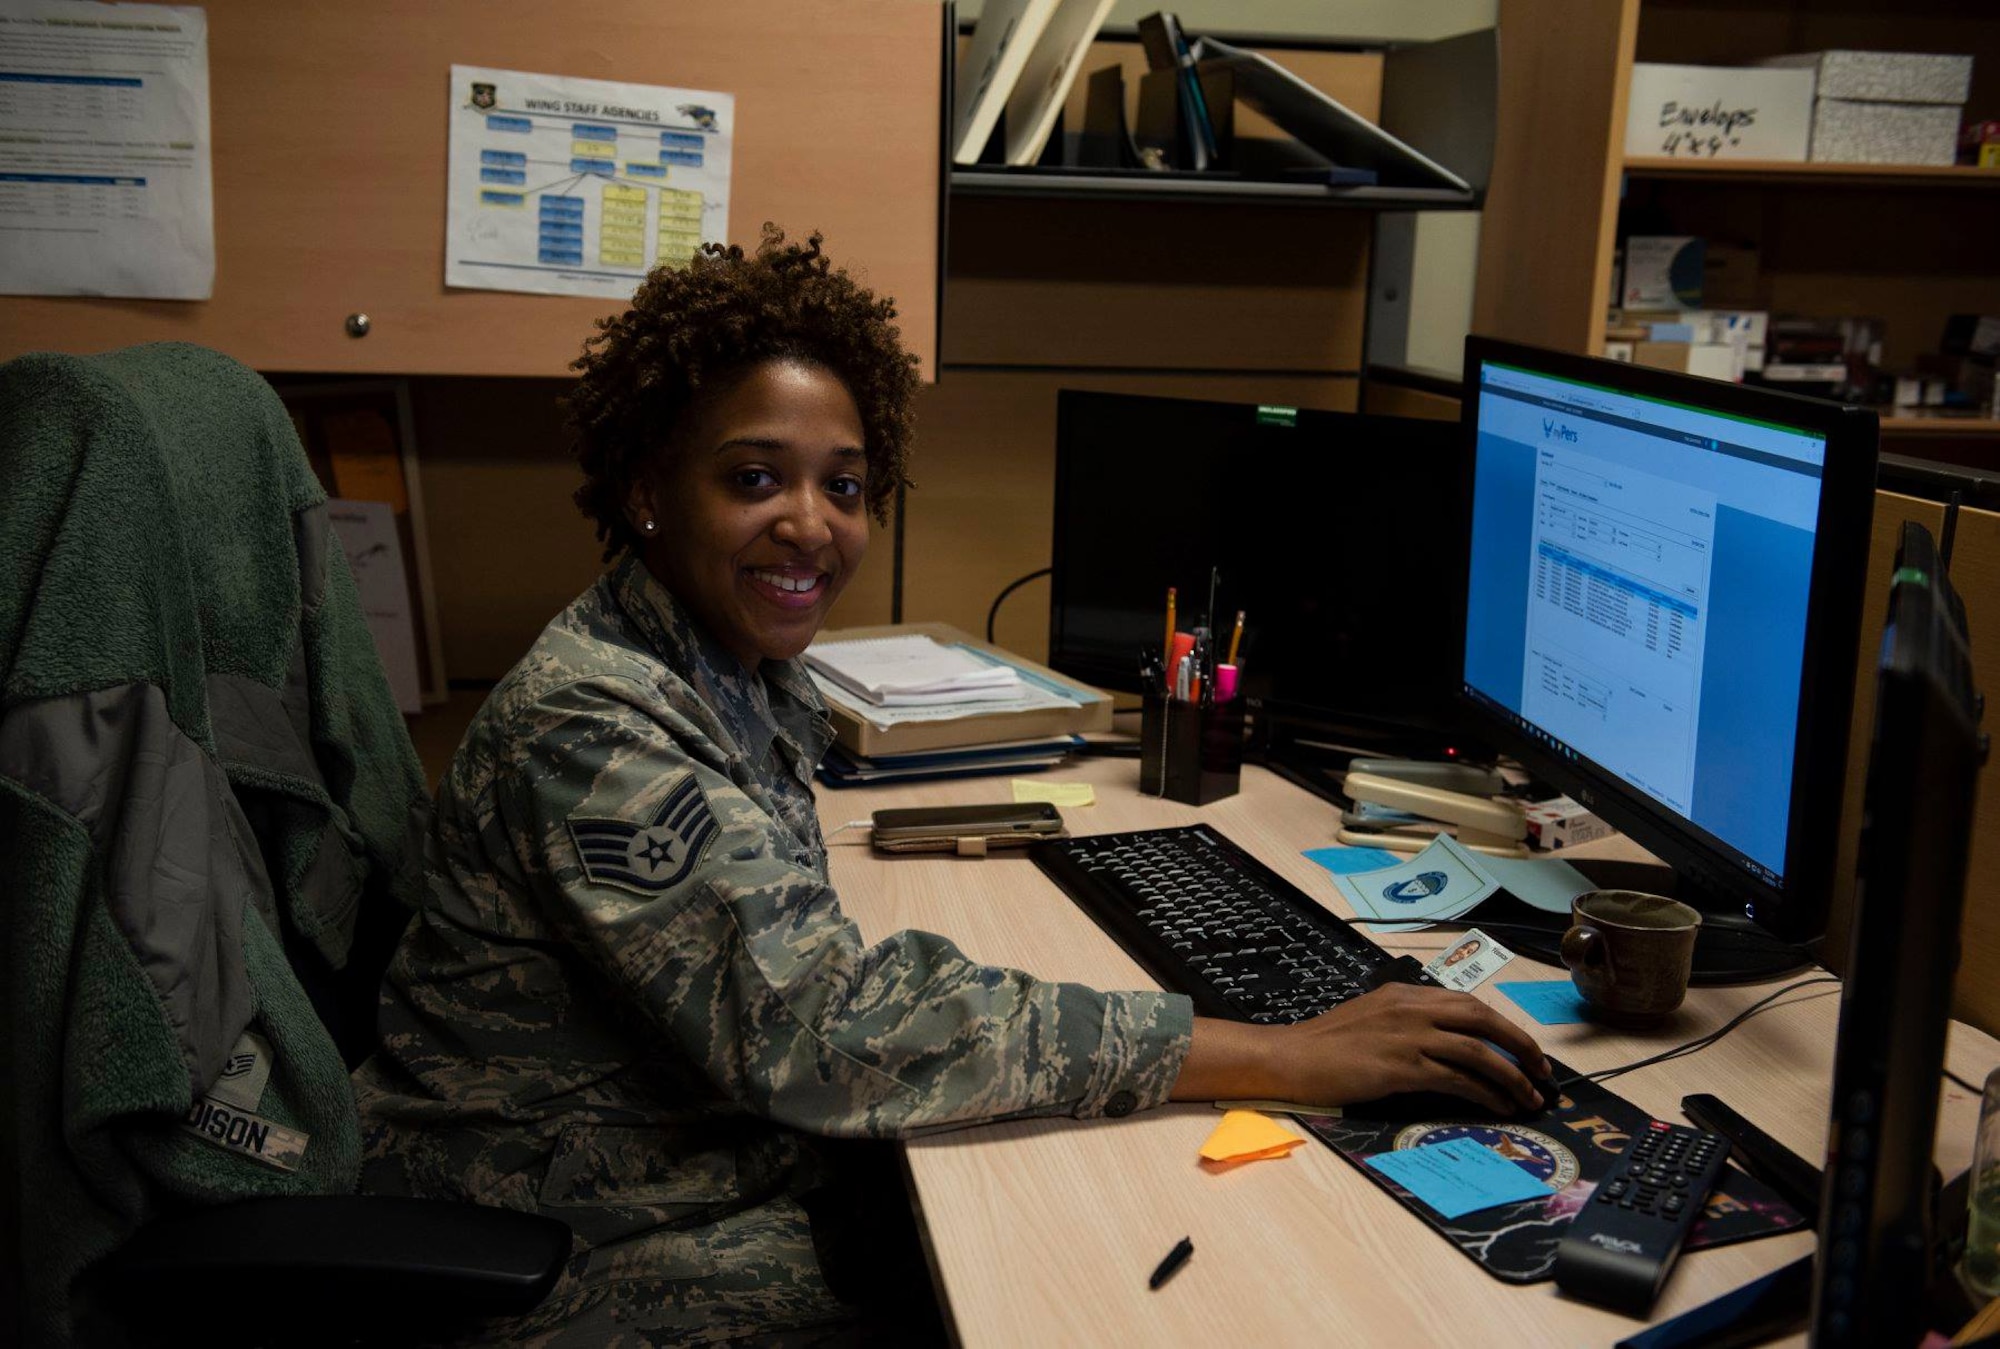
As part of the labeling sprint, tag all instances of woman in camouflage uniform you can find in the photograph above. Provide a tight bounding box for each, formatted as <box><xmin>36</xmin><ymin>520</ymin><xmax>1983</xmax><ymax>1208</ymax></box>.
<box><xmin>353</xmin><ymin>227</ymin><xmax>1551</xmax><ymax>1344</ymax></box>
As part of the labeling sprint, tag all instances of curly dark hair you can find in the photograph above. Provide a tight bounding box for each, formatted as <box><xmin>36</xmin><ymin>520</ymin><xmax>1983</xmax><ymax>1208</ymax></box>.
<box><xmin>568</xmin><ymin>225</ymin><xmax>920</xmax><ymax>560</ymax></box>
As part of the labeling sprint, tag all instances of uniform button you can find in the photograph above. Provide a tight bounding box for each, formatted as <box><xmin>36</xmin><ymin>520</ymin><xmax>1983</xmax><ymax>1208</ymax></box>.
<box><xmin>1105</xmin><ymin>1090</ymin><xmax>1139</xmax><ymax>1118</ymax></box>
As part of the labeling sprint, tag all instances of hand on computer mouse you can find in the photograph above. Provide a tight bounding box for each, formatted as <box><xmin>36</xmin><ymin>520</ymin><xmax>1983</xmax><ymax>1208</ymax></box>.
<box><xmin>1171</xmin><ymin>984</ymin><xmax>1553</xmax><ymax>1116</ymax></box>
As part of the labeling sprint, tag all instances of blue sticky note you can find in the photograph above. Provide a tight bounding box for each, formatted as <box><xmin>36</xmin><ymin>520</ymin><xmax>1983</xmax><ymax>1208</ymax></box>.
<box><xmin>1365</xmin><ymin>1138</ymin><xmax>1553</xmax><ymax>1219</ymax></box>
<box><xmin>1498</xmin><ymin>979</ymin><xmax>1595</xmax><ymax>1025</ymax></box>
<box><xmin>1303</xmin><ymin>845</ymin><xmax>1403</xmax><ymax>876</ymax></box>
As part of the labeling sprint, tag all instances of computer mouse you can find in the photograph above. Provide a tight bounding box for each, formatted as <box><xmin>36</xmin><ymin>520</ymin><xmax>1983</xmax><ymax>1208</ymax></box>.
<box><xmin>1344</xmin><ymin>1046</ymin><xmax>1562</xmax><ymax>1124</ymax></box>
<box><xmin>1349</xmin><ymin>1080</ymin><xmax>1555</xmax><ymax>1125</ymax></box>
<box><xmin>1355</xmin><ymin>959</ymin><xmax>1560</xmax><ymax>1118</ymax></box>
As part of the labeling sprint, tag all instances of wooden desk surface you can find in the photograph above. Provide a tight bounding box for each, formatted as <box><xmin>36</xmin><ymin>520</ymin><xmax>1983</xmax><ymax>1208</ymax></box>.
<box><xmin>817</xmin><ymin>755</ymin><xmax>2000</xmax><ymax>1346</ymax></box>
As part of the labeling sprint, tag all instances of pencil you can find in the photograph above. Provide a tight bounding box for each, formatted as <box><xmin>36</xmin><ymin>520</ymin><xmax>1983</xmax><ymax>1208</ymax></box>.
<box><xmin>1164</xmin><ymin>587</ymin><xmax>1177</xmax><ymax>669</ymax></box>
<box><xmin>1226</xmin><ymin>610</ymin><xmax>1245</xmax><ymax>667</ymax></box>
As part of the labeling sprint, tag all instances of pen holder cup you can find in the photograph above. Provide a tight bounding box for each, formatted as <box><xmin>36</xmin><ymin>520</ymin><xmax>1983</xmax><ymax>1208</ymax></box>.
<box><xmin>1139</xmin><ymin>692</ymin><xmax>1246</xmax><ymax>806</ymax></box>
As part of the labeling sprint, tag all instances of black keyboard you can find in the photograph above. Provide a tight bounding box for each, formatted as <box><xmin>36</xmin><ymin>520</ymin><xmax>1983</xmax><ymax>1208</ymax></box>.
<box><xmin>1029</xmin><ymin>825</ymin><xmax>1431</xmax><ymax>1022</ymax></box>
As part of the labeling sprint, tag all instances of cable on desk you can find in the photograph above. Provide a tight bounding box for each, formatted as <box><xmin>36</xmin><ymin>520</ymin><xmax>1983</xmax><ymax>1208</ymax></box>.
<box><xmin>1349</xmin><ymin>914</ymin><xmax>1815</xmax><ymax>975</ymax></box>
<box><xmin>984</xmin><ymin>567</ymin><xmax>1051</xmax><ymax>642</ymax></box>
<box><xmin>825</xmin><ymin>819</ymin><xmax>874</xmax><ymax>845</ymax></box>
<box><xmin>1946</xmin><ymin>1066</ymin><xmax>1986</xmax><ymax>1097</ymax></box>
<box><xmin>1559</xmin><ymin>976</ymin><xmax>1842</xmax><ymax>1089</ymax></box>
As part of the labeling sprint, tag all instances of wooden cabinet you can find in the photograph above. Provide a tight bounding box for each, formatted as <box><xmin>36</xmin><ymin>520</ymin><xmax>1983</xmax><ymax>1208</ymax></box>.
<box><xmin>1474</xmin><ymin>0</ymin><xmax>2000</xmax><ymax>450</ymax></box>
<box><xmin>0</xmin><ymin>0</ymin><xmax>944</xmax><ymax>378</ymax></box>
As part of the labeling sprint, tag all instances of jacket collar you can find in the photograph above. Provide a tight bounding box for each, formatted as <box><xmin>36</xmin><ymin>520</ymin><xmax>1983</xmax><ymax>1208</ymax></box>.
<box><xmin>609</xmin><ymin>555</ymin><xmax>832</xmax><ymax>783</ymax></box>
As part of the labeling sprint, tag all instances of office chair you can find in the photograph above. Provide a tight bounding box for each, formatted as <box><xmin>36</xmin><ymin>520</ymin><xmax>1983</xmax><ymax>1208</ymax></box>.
<box><xmin>0</xmin><ymin>344</ymin><xmax>568</xmax><ymax>1347</ymax></box>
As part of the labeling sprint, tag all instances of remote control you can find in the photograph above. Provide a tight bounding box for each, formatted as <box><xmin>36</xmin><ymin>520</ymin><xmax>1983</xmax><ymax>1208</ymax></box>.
<box><xmin>1553</xmin><ymin>1119</ymin><xmax>1731</xmax><ymax>1316</ymax></box>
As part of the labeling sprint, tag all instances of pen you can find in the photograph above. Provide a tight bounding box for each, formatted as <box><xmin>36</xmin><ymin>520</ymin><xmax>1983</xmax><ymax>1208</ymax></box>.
<box><xmin>1163</xmin><ymin>587</ymin><xmax>1177</xmax><ymax>670</ymax></box>
<box><xmin>1149</xmin><ymin>1235</ymin><xmax>1194</xmax><ymax>1290</ymax></box>
<box><xmin>1226</xmin><ymin>609</ymin><xmax>1245</xmax><ymax>667</ymax></box>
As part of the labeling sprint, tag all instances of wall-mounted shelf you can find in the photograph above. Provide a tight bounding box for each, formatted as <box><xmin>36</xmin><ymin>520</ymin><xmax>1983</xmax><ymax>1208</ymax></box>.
<box><xmin>1625</xmin><ymin>158</ymin><xmax>2000</xmax><ymax>189</ymax></box>
<box><xmin>1879</xmin><ymin>413</ymin><xmax>2000</xmax><ymax>436</ymax></box>
<box><xmin>950</xmin><ymin>166</ymin><xmax>1479</xmax><ymax>209</ymax></box>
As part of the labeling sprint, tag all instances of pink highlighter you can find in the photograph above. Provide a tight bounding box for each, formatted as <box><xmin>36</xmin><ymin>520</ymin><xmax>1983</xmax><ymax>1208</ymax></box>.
<box><xmin>1215</xmin><ymin>663</ymin><xmax>1239</xmax><ymax>702</ymax></box>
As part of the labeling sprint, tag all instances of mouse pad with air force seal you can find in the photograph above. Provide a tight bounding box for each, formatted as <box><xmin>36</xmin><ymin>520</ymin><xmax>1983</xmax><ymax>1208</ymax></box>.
<box><xmin>1296</xmin><ymin>1063</ymin><xmax>1807</xmax><ymax>1283</ymax></box>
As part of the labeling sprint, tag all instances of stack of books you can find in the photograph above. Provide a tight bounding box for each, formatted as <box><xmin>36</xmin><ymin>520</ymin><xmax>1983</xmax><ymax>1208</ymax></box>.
<box><xmin>803</xmin><ymin>623</ymin><xmax>1112</xmax><ymax>786</ymax></box>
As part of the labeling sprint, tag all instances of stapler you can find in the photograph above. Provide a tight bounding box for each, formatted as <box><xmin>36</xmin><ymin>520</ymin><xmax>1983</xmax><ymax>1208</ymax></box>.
<box><xmin>1337</xmin><ymin>758</ymin><xmax>1529</xmax><ymax>858</ymax></box>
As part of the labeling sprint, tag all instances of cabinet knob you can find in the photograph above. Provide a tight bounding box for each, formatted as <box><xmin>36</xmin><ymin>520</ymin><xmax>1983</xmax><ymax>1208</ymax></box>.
<box><xmin>344</xmin><ymin>312</ymin><xmax>371</xmax><ymax>338</ymax></box>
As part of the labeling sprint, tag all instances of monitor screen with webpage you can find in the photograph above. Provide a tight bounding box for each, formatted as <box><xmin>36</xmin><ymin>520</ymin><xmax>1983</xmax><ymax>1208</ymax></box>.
<box><xmin>1458</xmin><ymin>338</ymin><xmax>1878</xmax><ymax>944</ymax></box>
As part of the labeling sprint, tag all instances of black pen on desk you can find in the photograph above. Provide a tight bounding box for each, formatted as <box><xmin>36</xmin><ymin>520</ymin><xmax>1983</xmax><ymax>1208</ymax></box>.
<box><xmin>1149</xmin><ymin>1235</ymin><xmax>1194</xmax><ymax>1290</ymax></box>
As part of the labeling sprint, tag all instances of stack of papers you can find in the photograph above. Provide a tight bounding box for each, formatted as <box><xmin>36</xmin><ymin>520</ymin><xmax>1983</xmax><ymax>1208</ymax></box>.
<box><xmin>805</xmin><ymin>634</ymin><xmax>1021</xmax><ymax>707</ymax></box>
<box><xmin>817</xmin><ymin>734</ymin><xmax>1083</xmax><ymax>787</ymax></box>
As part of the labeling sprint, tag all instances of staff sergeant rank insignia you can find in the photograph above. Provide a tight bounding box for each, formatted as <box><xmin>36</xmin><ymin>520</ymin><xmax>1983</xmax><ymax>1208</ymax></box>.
<box><xmin>569</xmin><ymin>772</ymin><xmax>718</xmax><ymax>895</ymax></box>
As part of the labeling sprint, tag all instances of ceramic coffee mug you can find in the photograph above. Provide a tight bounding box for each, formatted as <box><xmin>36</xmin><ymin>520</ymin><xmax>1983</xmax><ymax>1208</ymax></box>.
<box><xmin>1560</xmin><ymin>890</ymin><xmax>1702</xmax><ymax>1024</ymax></box>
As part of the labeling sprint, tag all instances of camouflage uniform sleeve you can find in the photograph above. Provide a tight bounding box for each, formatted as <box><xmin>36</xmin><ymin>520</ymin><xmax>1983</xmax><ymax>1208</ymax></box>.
<box><xmin>499</xmin><ymin>675</ymin><xmax>1194</xmax><ymax>1137</ymax></box>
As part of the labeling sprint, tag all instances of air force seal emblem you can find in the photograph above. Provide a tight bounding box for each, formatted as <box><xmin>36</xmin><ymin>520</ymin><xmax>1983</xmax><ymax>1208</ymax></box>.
<box><xmin>1383</xmin><ymin>870</ymin><xmax>1450</xmax><ymax>903</ymax></box>
<box><xmin>568</xmin><ymin>773</ymin><xmax>718</xmax><ymax>895</ymax></box>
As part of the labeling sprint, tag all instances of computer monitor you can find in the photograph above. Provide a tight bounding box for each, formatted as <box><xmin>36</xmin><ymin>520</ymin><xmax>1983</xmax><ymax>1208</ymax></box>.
<box><xmin>1047</xmin><ymin>389</ymin><xmax>1476</xmax><ymax>756</ymax></box>
<box><xmin>1811</xmin><ymin>519</ymin><xmax>1986</xmax><ymax>1347</ymax></box>
<box><xmin>1456</xmin><ymin>337</ymin><xmax>1879</xmax><ymax>947</ymax></box>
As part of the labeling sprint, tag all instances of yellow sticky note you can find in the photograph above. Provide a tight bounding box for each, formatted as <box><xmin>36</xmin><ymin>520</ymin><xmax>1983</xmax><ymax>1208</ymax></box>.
<box><xmin>1012</xmin><ymin>779</ymin><xmax>1094</xmax><ymax>808</ymax></box>
<box><xmin>1199</xmin><ymin>1110</ymin><xmax>1306</xmax><ymax>1164</ymax></box>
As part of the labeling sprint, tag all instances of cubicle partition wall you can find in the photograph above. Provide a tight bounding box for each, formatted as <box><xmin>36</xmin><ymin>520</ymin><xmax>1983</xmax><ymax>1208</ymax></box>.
<box><xmin>0</xmin><ymin>0</ymin><xmax>946</xmax><ymax>701</ymax></box>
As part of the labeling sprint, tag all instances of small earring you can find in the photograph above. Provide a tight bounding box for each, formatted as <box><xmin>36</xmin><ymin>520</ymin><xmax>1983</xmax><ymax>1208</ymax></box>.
<box><xmin>640</xmin><ymin>519</ymin><xmax>658</xmax><ymax>535</ymax></box>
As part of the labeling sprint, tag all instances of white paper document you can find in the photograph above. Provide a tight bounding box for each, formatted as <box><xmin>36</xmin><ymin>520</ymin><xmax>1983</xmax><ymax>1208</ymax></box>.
<box><xmin>327</xmin><ymin>499</ymin><xmax>421</xmax><ymax>715</ymax></box>
<box><xmin>804</xmin><ymin>633</ymin><xmax>1019</xmax><ymax>706</ymax></box>
<box><xmin>0</xmin><ymin>1</ymin><xmax>213</xmax><ymax>298</ymax></box>
<box><xmin>446</xmin><ymin>64</ymin><xmax>732</xmax><ymax>299</ymax></box>
<box><xmin>807</xmin><ymin>644</ymin><xmax>1082</xmax><ymax>730</ymax></box>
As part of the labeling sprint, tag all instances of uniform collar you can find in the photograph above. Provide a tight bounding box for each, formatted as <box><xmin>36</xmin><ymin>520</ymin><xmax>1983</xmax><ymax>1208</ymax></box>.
<box><xmin>609</xmin><ymin>555</ymin><xmax>833</xmax><ymax>784</ymax></box>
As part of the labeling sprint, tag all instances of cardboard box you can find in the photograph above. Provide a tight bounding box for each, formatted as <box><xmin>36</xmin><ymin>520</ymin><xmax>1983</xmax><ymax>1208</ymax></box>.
<box><xmin>1686</xmin><ymin>341</ymin><xmax>1741</xmax><ymax>383</ymax></box>
<box><xmin>1810</xmin><ymin>97</ymin><xmax>1961</xmax><ymax>165</ymax></box>
<box><xmin>1763</xmin><ymin>50</ymin><xmax>1972</xmax><ymax>105</ymax></box>
<box><xmin>1625</xmin><ymin>63</ymin><xmax>1815</xmax><ymax>161</ymax></box>
<box><xmin>1622</xmin><ymin>236</ymin><xmax>1705</xmax><ymax>309</ymax></box>
<box><xmin>1632</xmin><ymin>340</ymin><xmax>1691</xmax><ymax>372</ymax></box>
<box><xmin>1524</xmin><ymin>797</ymin><xmax>1612</xmax><ymax>850</ymax></box>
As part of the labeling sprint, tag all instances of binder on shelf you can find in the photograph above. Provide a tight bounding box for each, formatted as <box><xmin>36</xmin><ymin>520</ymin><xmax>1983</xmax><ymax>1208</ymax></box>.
<box><xmin>953</xmin><ymin>0</ymin><xmax>1063</xmax><ymax>165</ymax></box>
<box><xmin>1137</xmin><ymin>11</ymin><xmax>1219</xmax><ymax>170</ymax></box>
<box><xmin>1193</xmin><ymin>36</ymin><xmax>1474</xmax><ymax>192</ymax></box>
<box><xmin>1002</xmin><ymin>0</ymin><xmax>1119</xmax><ymax>166</ymax></box>
<box><xmin>808</xmin><ymin>621</ymin><xmax>1112</xmax><ymax>757</ymax></box>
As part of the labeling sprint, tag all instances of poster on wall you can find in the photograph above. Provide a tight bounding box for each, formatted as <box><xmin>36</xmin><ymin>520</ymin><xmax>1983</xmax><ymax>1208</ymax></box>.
<box><xmin>0</xmin><ymin>1</ymin><xmax>214</xmax><ymax>298</ymax></box>
<box><xmin>445</xmin><ymin>63</ymin><xmax>732</xmax><ymax>300</ymax></box>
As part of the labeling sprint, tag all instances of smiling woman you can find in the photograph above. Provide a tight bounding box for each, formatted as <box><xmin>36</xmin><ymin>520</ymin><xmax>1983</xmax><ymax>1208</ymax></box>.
<box><xmin>349</xmin><ymin>227</ymin><xmax>1549</xmax><ymax>1346</ymax></box>
<box><xmin>625</xmin><ymin>360</ymin><xmax>872</xmax><ymax>669</ymax></box>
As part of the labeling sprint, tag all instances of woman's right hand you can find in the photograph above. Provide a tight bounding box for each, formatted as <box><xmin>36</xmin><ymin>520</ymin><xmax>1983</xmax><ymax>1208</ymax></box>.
<box><xmin>1168</xmin><ymin>983</ymin><xmax>1552</xmax><ymax>1116</ymax></box>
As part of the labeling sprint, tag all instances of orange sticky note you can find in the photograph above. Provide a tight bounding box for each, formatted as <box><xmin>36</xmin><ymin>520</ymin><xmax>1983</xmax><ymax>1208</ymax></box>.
<box><xmin>1199</xmin><ymin>1109</ymin><xmax>1306</xmax><ymax>1165</ymax></box>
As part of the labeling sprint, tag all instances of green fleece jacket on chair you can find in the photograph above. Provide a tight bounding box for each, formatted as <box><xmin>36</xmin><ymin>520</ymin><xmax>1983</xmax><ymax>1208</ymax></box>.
<box><xmin>0</xmin><ymin>343</ymin><xmax>432</xmax><ymax>1346</ymax></box>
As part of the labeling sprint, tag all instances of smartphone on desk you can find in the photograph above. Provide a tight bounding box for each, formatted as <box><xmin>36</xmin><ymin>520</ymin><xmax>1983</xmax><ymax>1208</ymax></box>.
<box><xmin>870</xmin><ymin>803</ymin><xmax>1065</xmax><ymax>854</ymax></box>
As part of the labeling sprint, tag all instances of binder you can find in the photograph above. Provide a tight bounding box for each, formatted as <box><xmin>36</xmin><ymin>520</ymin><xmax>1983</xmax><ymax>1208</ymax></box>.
<box><xmin>953</xmin><ymin>0</ymin><xmax>1063</xmax><ymax>165</ymax></box>
<box><xmin>1002</xmin><ymin>0</ymin><xmax>1119</xmax><ymax>166</ymax></box>
<box><xmin>1193</xmin><ymin>36</ymin><xmax>1474</xmax><ymax>191</ymax></box>
<box><xmin>1136</xmin><ymin>11</ymin><xmax>1219</xmax><ymax>170</ymax></box>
